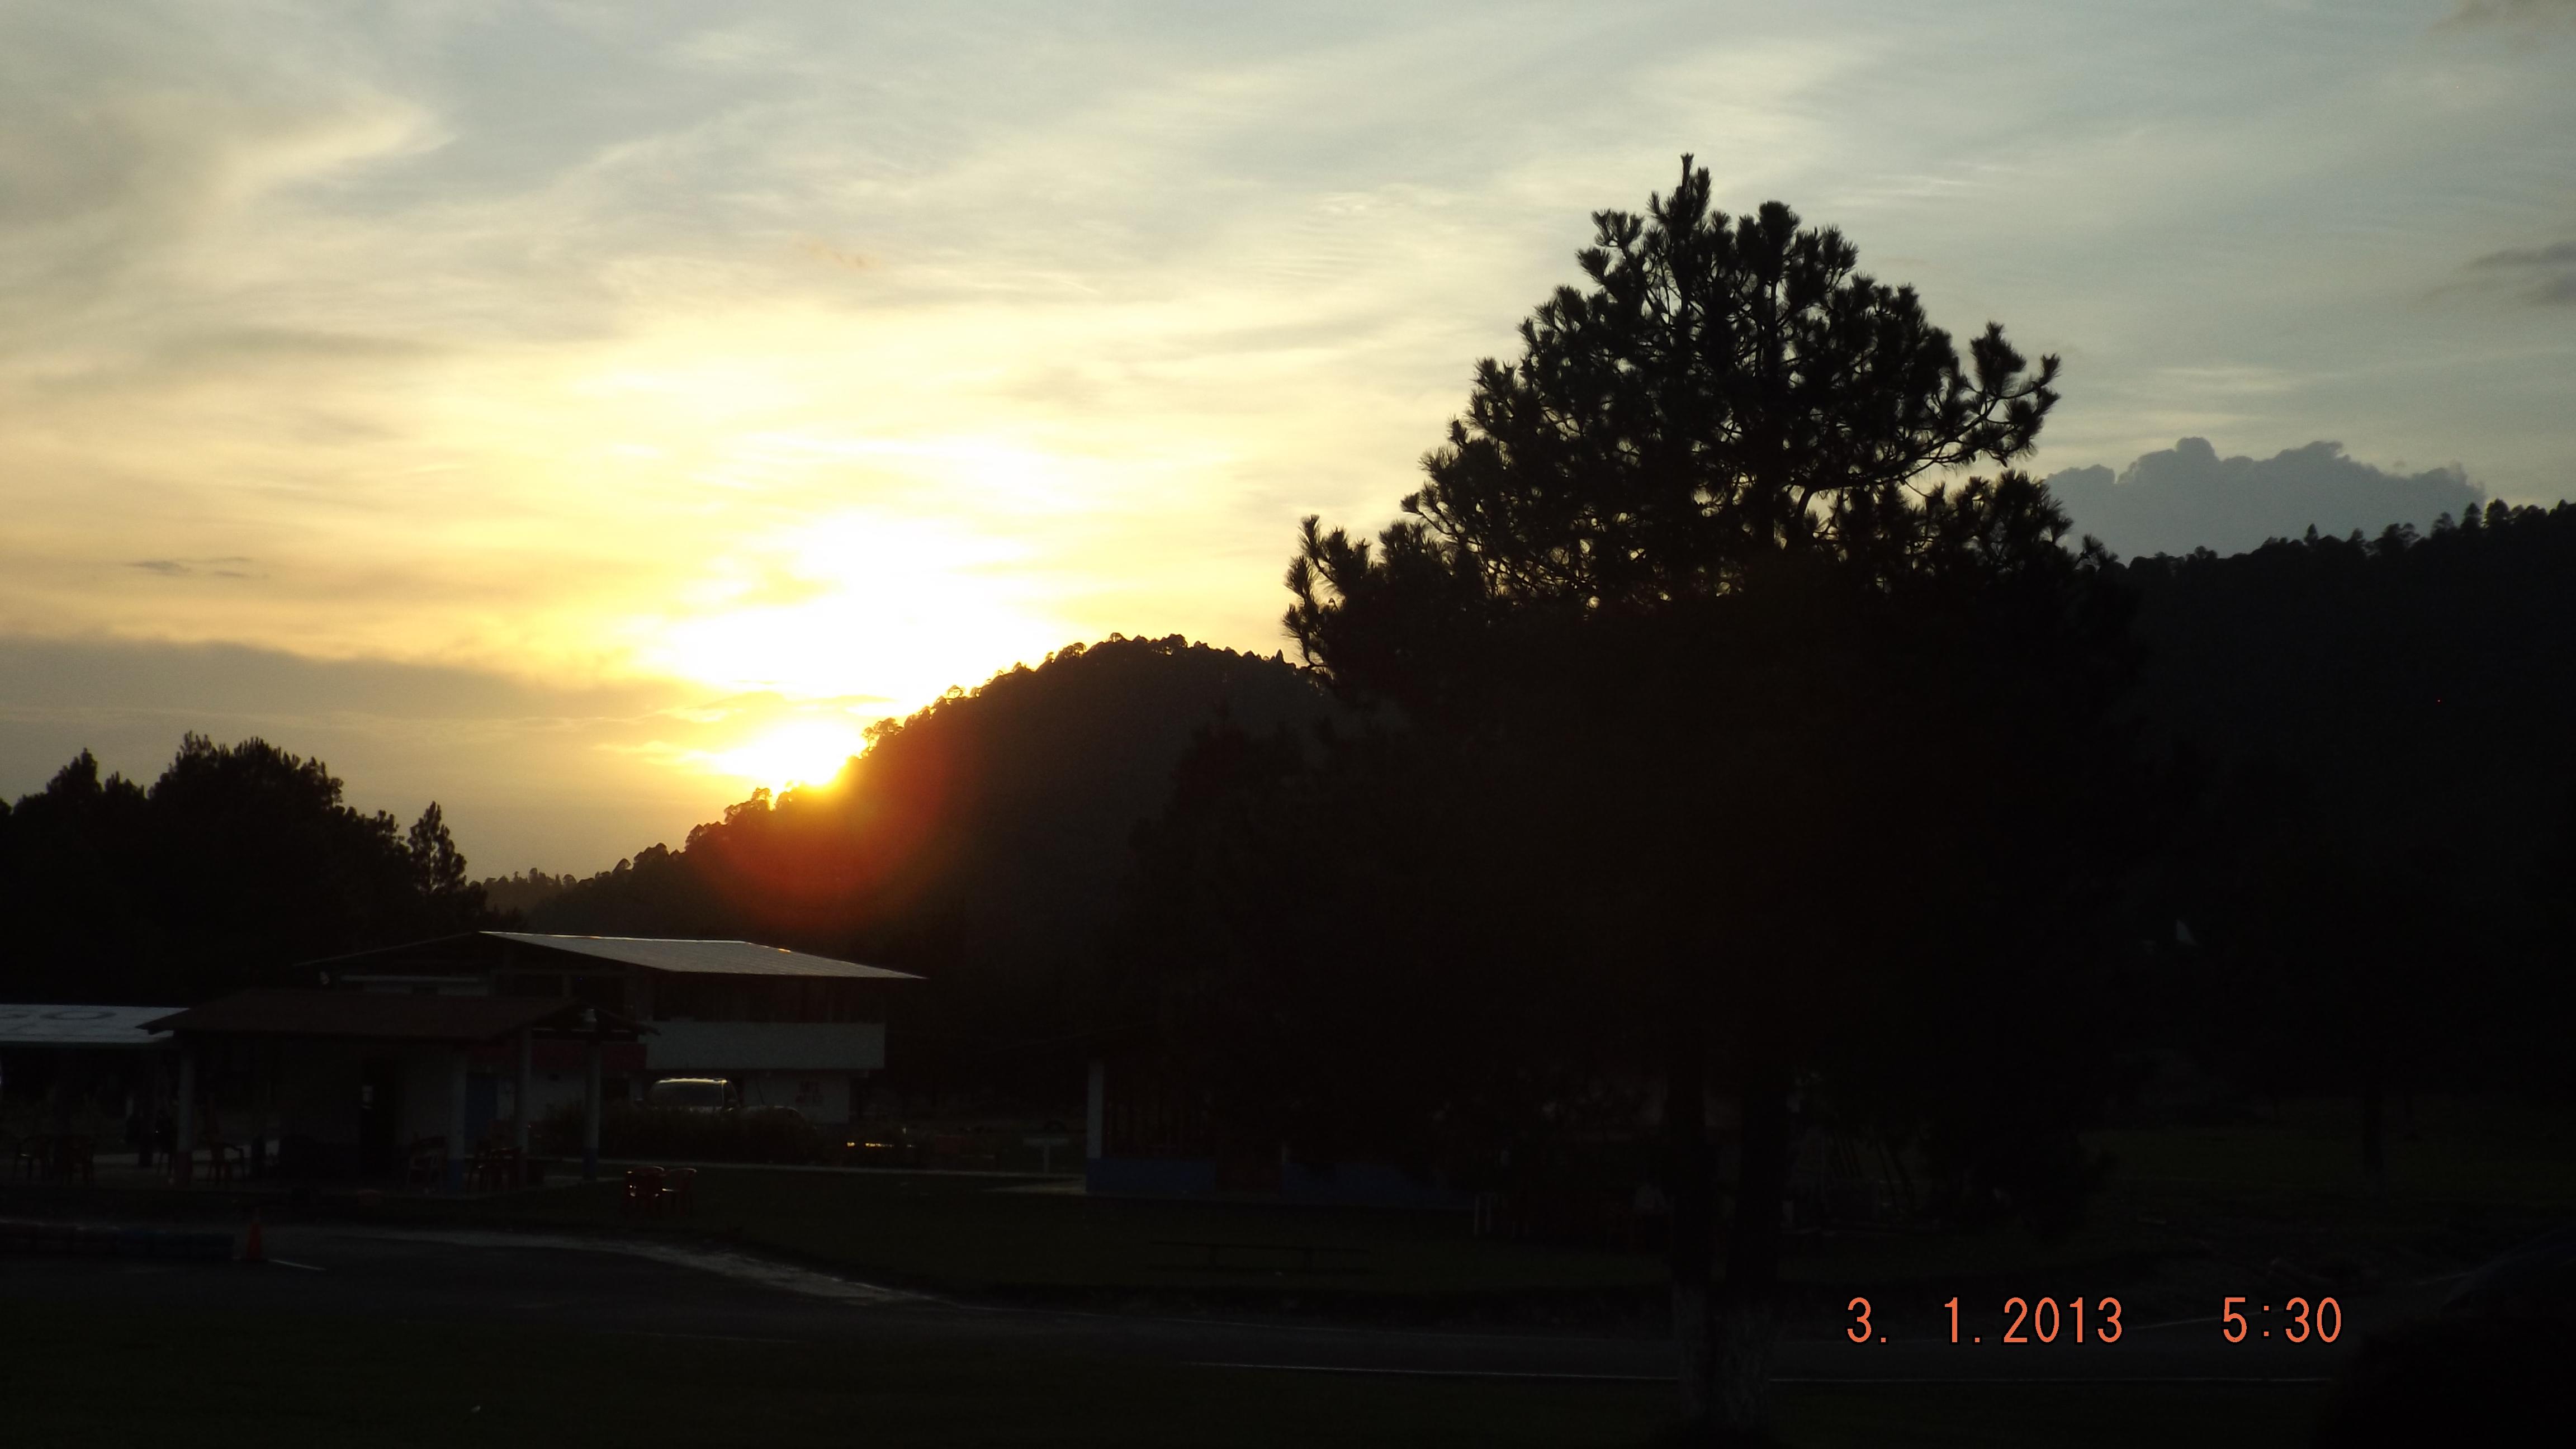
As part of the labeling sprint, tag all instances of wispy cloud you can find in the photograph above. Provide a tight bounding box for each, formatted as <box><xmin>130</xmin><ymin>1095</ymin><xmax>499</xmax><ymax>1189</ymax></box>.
<box><xmin>3</xmin><ymin>2</ymin><xmax>2571</xmax><ymax>863</ymax></box>
<box><xmin>2466</xmin><ymin>239</ymin><xmax>2576</xmax><ymax>306</ymax></box>
<box><xmin>2442</xmin><ymin>0</ymin><xmax>2576</xmax><ymax>30</ymax></box>
<box><xmin>127</xmin><ymin>557</ymin><xmax>261</xmax><ymax>579</ymax></box>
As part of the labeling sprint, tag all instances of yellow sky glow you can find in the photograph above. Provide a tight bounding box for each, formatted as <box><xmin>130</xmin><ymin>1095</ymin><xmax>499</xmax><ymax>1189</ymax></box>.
<box><xmin>709</xmin><ymin>717</ymin><xmax>870</xmax><ymax>794</ymax></box>
<box><xmin>644</xmin><ymin>508</ymin><xmax>1073</xmax><ymax>705</ymax></box>
<box><xmin>3</xmin><ymin>4</ymin><xmax>2567</xmax><ymax>870</ymax></box>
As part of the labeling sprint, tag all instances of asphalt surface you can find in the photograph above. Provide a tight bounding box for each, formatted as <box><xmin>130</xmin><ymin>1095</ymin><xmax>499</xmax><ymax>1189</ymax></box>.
<box><xmin>0</xmin><ymin>1221</ymin><xmax>2400</xmax><ymax>1385</ymax></box>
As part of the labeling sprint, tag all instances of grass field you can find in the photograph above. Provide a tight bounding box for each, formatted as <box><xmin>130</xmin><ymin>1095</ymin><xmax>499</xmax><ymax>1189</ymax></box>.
<box><xmin>6</xmin><ymin>1095</ymin><xmax>2553</xmax><ymax>1445</ymax></box>
<box><xmin>439</xmin><ymin>1165</ymin><xmax>1665</xmax><ymax>1306</ymax></box>
<box><xmin>391</xmin><ymin>1093</ymin><xmax>2570</xmax><ymax>1333</ymax></box>
<box><xmin>0</xmin><ymin>1302</ymin><xmax>2329</xmax><ymax>1448</ymax></box>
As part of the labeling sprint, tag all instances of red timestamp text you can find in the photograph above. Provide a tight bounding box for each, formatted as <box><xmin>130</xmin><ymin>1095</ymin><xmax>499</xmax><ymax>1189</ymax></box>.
<box><xmin>1842</xmin><ymin>1296</ymin><xmax>2124</xmax><ymax>1344</ymax></box>
<box><xmin>2220</xmin><ymin>1295</ymin><xmax>2341</xmax><ymax>1343</ymax></box>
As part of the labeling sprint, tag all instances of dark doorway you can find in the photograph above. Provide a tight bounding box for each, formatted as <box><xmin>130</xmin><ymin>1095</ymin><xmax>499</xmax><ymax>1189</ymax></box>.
<box><xmin>359</xmin><ymin>1057</ymin><xmax>402</xmax><ymax>1176</ymax></box>
<box><xmin>466</xmin><ymin>1073</ymin><xmax>499</xmax><ymax>1145</ymax></box>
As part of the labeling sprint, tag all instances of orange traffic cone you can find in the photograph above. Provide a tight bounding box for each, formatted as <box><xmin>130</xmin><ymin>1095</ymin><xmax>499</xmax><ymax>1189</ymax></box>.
<box><xmin>242</xmin><ymin>1212</ymin><xmax>265</xmax><ymax>1265</ymax></box>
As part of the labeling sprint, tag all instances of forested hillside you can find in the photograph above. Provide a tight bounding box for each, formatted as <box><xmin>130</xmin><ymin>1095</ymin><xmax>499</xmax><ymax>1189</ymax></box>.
<box><xmin>2114</xmin><ymin>501</ymin><xmax>2576</xmax><ymax>1109</ymax></box>
<box><xmin>2123</xmin><ymin>502</ymin><xmax>2576</xmax><ymax>884</ymax></box>
<box><xmin>517</xmin><ymin>634</ymin><xmax>1335</xmax><ymax>1088</ymax></box>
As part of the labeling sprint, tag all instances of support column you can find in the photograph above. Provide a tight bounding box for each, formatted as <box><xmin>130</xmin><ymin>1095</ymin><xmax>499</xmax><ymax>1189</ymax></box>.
<box><xmin>514</xmin><ymin>1028</ymin><xmax>533</xmax><ymax>1187</ymax></box>
<box><xmin>1085</xmin><ymin>1059</ymin><xmax>1105</xmax><ymax>1162</ymax></box>
<box><xmin>139</xmin><ymin>1050</ymin><xmax>166</xmax><ymax>1170</ymax></box>
<box><xmin>249</xmin><ymin>1043</ymin><xmax>269</xmax><ymax>1180</ymax></box>
<box><xmin>50</xmin><ymin>1047</ymin><xmax>75</xmax><ymax>1134</ymax></box>
<box><xmin>173</xmin><ymin>1046</ymin><xmax>197</xmax><ymax>1187</ymax></box>
<box><xmin>446</xmin><ymin>1049</ymin><xmax>469</xmax><ymax>1192</ymax></box>
<box><xmin>581</xmin><ymin>1038</ymin><xmax>602</xmax><ymax>1183</ymax></box>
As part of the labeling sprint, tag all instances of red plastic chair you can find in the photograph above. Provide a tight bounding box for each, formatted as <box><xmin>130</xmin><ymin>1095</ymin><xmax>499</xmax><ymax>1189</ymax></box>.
<box><xmin>472</xmin><ymin>1144</ymin><xmax>524</xmax><ymax>1193</ymax></box>
<box><xmin>403</xmin><ymin>1136</ymin><xmax>448</xmax><ymax>1192</ymax></box>
<box><xmin>59</xmin><ymin>1135</ymin><xmax>97</xmax><ymax>1187</ymax></box>
<box><xmin>621</xmin><ymin>1166</ymin><xmax>667</xmax><ymax>1217</ymax></box>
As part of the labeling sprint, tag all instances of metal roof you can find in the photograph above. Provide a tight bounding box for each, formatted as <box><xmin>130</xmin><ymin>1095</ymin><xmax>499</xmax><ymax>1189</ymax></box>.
<box><xmin>0</xmin><ymin>1004</ymin><xmax>183</xmax><ymax>1050</ymax></box>
<box><xmin>485</xmin><ymin>933</ymin><xmax>919</xmax><ymax>981</ymax></box>
<box><xmin>144</xmin><ymin>992</ymin><xmax>631</xmax><ymax>1043</ymax></box>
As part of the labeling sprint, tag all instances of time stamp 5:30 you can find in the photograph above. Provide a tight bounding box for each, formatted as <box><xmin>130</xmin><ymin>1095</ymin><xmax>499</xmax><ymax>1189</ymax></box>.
<box><xmin>1843</xmin><ymin>1295</ymin><xmax>2343</xmax><ymax>1345</ymax></box>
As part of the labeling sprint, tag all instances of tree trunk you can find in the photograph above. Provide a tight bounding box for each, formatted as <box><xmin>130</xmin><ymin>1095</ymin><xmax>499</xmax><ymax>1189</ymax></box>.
<box><xmin>1666</xmin><ymin>1043</ymin><xmax>1717</xmax><ymax>1437</ymax></box>
<box><xmin>1713</xmin><ymin>1069</ymin><xmax>1792</xmax><ymax>1444</ymax></box>
<box><xmin>2360</xmin><ymin>1067</ymin><xmax>2385</xmax><ymax>1194</ymax></box>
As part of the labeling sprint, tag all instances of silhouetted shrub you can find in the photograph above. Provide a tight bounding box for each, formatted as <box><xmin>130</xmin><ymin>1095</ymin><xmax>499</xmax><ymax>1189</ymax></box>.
<box><xmin>534</xmin><ymin>1101</ymin><xmax>823</xmax><ymax>1164</ymax></box>
<box><xmin>2310</xmin><ymin>1314</ymin><xmax>2574</xmax><ymax>1447</ymax></box>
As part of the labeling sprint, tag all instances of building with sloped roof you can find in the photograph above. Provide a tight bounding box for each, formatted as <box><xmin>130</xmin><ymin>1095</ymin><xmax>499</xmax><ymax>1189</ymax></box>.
<box><xmin>1</xmin><ymin>1004</ymin><xmax>182</xmax><ymax>1176</ymax></box>
<box><xmin>130</xmin><ymin>933</ymin><xmax>913</xmax><ymax>1191</ymax></box>
<box><xmin>306</xmin><ymin>931</ymin><xmax>917</xmax><ymax>1131</ymax></box>
<box><xmin>145</xmin><ymin>991</ymin><xmax>635</xmax><ymax>1187</ymax></box>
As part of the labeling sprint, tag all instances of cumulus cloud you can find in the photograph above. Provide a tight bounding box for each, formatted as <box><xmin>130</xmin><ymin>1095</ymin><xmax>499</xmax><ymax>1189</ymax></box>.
<box><xmin>2045</xmin><ymin>438</ymin><xmax>2484</xmax><ymax>560</ymax></box>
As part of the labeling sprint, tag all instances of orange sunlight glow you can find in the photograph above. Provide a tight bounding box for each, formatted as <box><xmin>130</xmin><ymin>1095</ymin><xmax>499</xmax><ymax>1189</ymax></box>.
<box><xmin>711</xmin><ymin>719</ymin><xmax>868</xmax><ymax>794</ymax></box>
<box><xmin>643</xmin><ymin>506</ymin><xmax>1073</xmax><ymax>709</ymax></box>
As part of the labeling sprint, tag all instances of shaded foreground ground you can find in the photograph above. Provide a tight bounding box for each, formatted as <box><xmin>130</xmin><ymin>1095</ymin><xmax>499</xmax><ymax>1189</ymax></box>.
<box><xmin>0</xmin><ymin>1214</ymin><xmax>2346</xmax><ymax>1445</ymax></box>
<box><xmin>6</xmin><ymin>1095</ymin><xmax>2558</xmax><ymax>1444</ymax></box>
<box><xmin>0</xmin><ymin>1297</ymin><xmax>2326</xmax><ymax>1448</ymax></box>
<box><xmin>413</xmin><ymin>1094</ymin><xmax>2572</xmax><ymax>1334</ymax></box>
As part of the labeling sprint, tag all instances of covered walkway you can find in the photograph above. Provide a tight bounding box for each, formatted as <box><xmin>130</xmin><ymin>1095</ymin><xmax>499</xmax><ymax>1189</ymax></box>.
<box><xmin>1</xmin><ymin>1003</ymin><xmax>180</xmax><ymax>1185</ymax></box>
<box><xmin>144</xmin><ymin>992</ymin><xmax>641</xmax><ymax>1190</ymax></box>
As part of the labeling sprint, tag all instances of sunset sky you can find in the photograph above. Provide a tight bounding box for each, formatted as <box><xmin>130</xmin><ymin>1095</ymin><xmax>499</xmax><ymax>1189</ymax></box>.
<box><xmin>4</xmin><ymin>1</ymin><xmax>2570</xmax><ymax>873</ymax></box>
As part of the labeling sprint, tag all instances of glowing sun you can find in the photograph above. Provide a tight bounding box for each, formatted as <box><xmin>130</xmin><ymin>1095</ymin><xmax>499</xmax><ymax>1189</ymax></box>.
<box><xmin>712</xmin><ymin>719</ymin><xmax>867</xmax><ymax>793</ymax></box>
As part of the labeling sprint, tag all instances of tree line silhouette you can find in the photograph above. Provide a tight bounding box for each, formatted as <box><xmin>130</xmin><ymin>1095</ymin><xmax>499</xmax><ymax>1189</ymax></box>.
<box><xmin>0</xmin><ymin>735</ymin><xmax>489</xmax><ymax>1004</ymax></box>
<box><xmin>2127</xmin><ymin>504</ymin><xmax>2576</xmax><ymax>1180</ymax></box>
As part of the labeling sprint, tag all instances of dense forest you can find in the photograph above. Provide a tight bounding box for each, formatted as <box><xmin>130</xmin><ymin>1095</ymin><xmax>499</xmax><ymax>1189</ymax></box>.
<box><xmin>2124</xmin><ymin>504</ymin><xmax>2576</xmax><ymax>1137</ymax></box>
<box><xmin>7</xmin><ymin>511</ymin><xmax>2572</xmax><ymax>1104</ymax></box>
<box><xmin>6</xmin><ymin>512</ymin><xmax>2569</xmax><ymax>1119</ymax></box>
<box><xmin>0</xmin><ymin>735</ymin><xmax>488</xmax><ymax>1004</ymax></box>
<box><xmin>10</xmin><ymin>510</ymin><xmax>2565</xmax><ymax>1139</ymax></box>
<box><xmin>0</xmin><ymin>638</ymin><xmax>1328</xmax><ymax>1048</ymax></box>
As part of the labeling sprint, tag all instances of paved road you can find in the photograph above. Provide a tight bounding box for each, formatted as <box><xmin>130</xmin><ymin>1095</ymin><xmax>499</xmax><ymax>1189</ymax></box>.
<box><xmin>0</xmin><ymin>1223</ymin><xmax>2397</xmax><ymax>1385</ymax></box>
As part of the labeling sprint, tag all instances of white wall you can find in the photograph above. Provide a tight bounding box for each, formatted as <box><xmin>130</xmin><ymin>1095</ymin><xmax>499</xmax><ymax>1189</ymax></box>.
<box><xmin>735</xmin><ymin>1071</ymin><xmax>858</xmax><ymax>1125</ymax></box>
<box><xmin>645</xmin><ymin>1022</ymin><xmax>884</xmax><ymax>1073</ymax></box>
<box><xmin>400</xmin><ymin>1048</ymin><xmax>461</xmax><ymax>1146</ymax></box>
<box><xmin>274</xmin><ymin>1042</ymin><xmax>362</xmax><ymax>1143</ymax></box>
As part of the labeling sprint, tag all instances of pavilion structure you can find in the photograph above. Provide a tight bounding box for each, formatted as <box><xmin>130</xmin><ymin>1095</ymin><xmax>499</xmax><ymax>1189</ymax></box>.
<box><xmin>144</xmin><ymin>992</ymin><xmax>640</xmax><ymax>1189</ymax></box>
